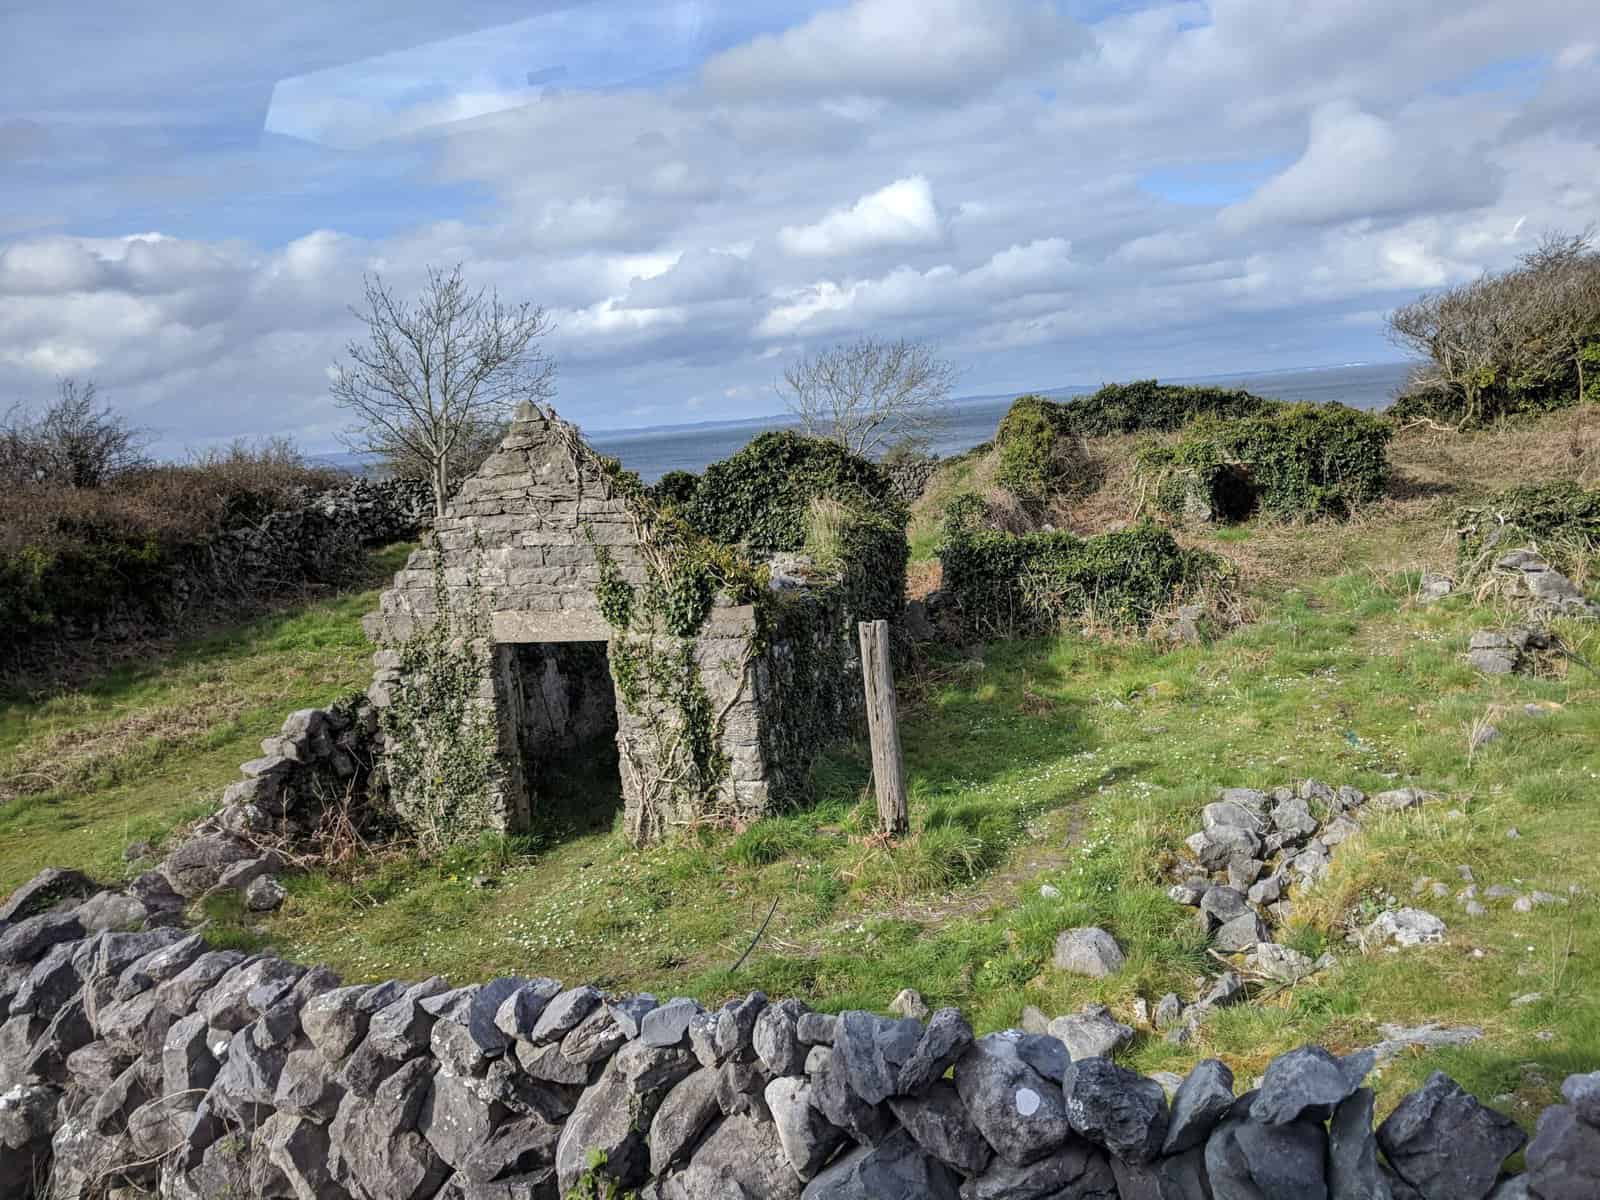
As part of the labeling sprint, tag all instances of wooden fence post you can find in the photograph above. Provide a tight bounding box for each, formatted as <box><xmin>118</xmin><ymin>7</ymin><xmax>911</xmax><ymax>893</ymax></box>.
<box><xmin>858</xmin><ymin>619</ymin><xmax>908</xmax><ymax>836</ymax></box>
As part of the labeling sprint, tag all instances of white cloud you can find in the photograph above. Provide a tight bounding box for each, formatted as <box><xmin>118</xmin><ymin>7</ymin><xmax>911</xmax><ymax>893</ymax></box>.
<box><xmin>1219</xmin><ymin>101</ymin><xmax>1501</xmax><ymax>232</ymax></box>
<box><xmin>4</xmin><ymin>0</ymin><xmax>1599</xmax><ymax>443</ymax></box>
<box><xmin>703</xmin><ymin>0</ymin><xmax>1087</xmax><ymax>100</ymax></box>
<box><xmin>778</xmin><ymin>177</ymin><xmax>942</xmax><ymax>258</ymax></box>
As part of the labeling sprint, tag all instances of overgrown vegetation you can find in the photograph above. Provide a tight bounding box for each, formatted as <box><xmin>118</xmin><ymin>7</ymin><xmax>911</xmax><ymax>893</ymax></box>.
<box><xmin>1054</xmin><ymin>378</ymin><xmax>1272</xmax><ymax>437</ymax></box>
<box><xmin>648</xmin><ymin>469</ymin><xmax>700</xmax><ymax>509</ymax></box>
<box><xmin>1456</xmin><ymin>480</ymin><xmax>1600</xmax><ymax>578</ymax></box>
<box><xmin>993</xmin><ymin>394</ymin><xmax>1093</xmax><ymax>503</ymax></box>
<box><xmin>0</xmin><ymin>431</ymin><xmax>353</xmax><ymax>665</ymax></box>
<box><xmin>377</xmin><ymin>538</ymin><xmax>505</xmax><ymax>855</ymax></box>
<box><xmin>1388</xmin><ymin>228</ymin><xmax>1600</xmax><ymax>426</ymax></box>
<box><xmin>938</xmin><ymin>497</ymin><xmax>1226</xmax><ymax>635</ymax></box>
<box><xmin>1139</xmin><ymin>402</ymin><xmax>1392</xmax><ymax>523</ymax></box>
<box><xmin>681</xmin><ymin>430</ymin><xmax>904</xmax><ymax>551</ymax></box>
<box><xmin>801</xmin><ymin>496</ymin><xmax>910</xmax><ymax>625</ymax></box>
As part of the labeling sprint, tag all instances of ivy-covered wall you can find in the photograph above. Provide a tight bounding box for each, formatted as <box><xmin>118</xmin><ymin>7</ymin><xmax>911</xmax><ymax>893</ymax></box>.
<box><xmin>1138</xmin><ymin>402</ymin><xmax>1392</xmax><ymax>524</ymax></box>
<box><xmin>938</xmin><ymin>499</ymin><xmax>1225</xmax><ymax>636</ymax></box>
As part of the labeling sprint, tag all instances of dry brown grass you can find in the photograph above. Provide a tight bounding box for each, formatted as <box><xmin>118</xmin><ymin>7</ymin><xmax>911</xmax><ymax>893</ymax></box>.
<box><xmin>0</xmin><ymin>687</ymin><xmax>249</xmax><ymax>805</ymax></box>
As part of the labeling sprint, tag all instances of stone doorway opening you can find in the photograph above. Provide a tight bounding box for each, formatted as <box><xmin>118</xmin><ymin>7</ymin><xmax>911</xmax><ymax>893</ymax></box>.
<box><xmin>500</xmin><ymin>641</ymin><xmax>622</xmax><ymax>834</ymax></box>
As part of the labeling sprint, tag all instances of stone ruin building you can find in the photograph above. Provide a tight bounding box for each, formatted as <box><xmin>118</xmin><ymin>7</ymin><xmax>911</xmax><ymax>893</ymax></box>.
<box><xmin>363</xmin><ymin>403</ymin><xmax>872</xmax><ymax>843</ymax></box>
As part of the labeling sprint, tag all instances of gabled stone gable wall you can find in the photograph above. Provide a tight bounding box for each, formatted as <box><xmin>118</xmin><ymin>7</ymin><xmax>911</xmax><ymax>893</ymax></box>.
<box><xmin>363</xmin><ymin>407</ymin><xmax>814</xmax><ymax>841</ymax></box>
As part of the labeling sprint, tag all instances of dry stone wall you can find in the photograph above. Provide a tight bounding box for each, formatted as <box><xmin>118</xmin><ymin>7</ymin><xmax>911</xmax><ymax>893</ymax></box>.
<box><xmin>2</xmin><ymin>869</ymin><xmax>1593</xmax><ymax>1200</ymax></box>
<box><xmin>37</xmin><ymin>477</ymin><xmax>430</xmax><ymax>654</ymax></box>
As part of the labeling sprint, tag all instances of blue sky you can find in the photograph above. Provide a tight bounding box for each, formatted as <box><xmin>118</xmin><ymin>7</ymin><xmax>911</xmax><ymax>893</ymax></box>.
<box><xmin>1</xmin><ymin>0</ymin><xmax>1597</xmax><ymax>454</ymax></box>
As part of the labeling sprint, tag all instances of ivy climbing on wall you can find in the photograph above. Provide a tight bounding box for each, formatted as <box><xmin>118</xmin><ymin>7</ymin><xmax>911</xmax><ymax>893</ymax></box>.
<box><xmin>378</xmin><ymin>535</ymin><xmax>506</xmax><ymax>854</ymax></box>
<box><xmin>591</xmin><ymin>509</ymin><xmax>767</xmax><ymax>844</ymax></box>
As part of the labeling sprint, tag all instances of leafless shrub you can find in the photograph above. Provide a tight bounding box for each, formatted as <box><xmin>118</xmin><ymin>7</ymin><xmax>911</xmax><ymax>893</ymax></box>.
<box><xmin>331</xmin><ymin>264</ymin><xmax>557</xmax><ymax>517</ymax></box>
<box><xmin>780</xmin><ymin>336</ymin><xmax>956</xmax><ymax>459</ymax></box>
<box><xmin>1</xmin><ymin>377</ymin><xmax>148</xmax><ymax>489</ymax></box>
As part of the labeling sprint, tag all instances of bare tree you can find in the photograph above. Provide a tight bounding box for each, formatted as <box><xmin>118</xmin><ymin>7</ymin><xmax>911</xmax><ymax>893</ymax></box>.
<box><xmin>1518</xmin><ymin>228</ymin><xmax>1600</xmax><ymax>407</ymax></box>
<box><xmin>779</xmin><ymin>337</ymin><xmax>956</xmax><ymax>459</ymax></box>
<box><xmin>1388</xmin><ymin>228</ymin><xmax>1600</xmax><ymax>424</ymax></box>
<box><xmin>0</xmin><ymin>377</ymin><xmax>147</xmax><ymax>488</ymax></box>
<box><xmin>331</xmin><ymin>265</ymin><xmax>557</xmax><ymax>516</ymax></box>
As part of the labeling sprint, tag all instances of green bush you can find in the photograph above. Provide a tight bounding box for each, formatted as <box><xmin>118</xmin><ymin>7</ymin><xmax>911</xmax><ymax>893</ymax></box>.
<box><xmin>1056</xmin><ymin>379</ymin><xmax>1271</xmax><ymax>437</ymax></box>
<box><xmin>1143</xmin><ymin>403</ymin><xmax>1391</xmax><ymax>523</ymax></box>
<box><xmin>1455</xmin><ymin>481</ymin><xmax>1600</xmax><ymax>574</ymax></box>
<box><xmin>803</xmin><ymin>497</ymin><xmax>909</xmax><ymax>625</ymax></box>
<box><xmin>938</xmin><ymin>508</ymin><xmax>1225</xmax><ymax>634</ymax></box>
<box><xmin>682</xmin><ymin>430</ymin><xmax>903</xmax><ymax>552</ymax></box>
<box><xmin>994</xmin><ymin>394</ymin><xmax>1088</xmax><ymax>502</ymax></box>
<box><xmin>649</xmin><ymin>469</ymin><xmax>700</xmax><ymax>509</ymax></box>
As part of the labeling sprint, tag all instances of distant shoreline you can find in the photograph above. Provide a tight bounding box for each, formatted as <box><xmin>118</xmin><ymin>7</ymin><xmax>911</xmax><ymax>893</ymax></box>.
<box><xmin>312</xmin><ymin>359</ymin><xmax>1419</xmax><ymax>480</ymax></box>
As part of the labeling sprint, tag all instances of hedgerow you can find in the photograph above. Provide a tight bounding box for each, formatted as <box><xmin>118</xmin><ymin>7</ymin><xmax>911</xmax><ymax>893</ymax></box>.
<box><xmin>1056</xmin><ymin>379</ymin><xmax>1271</xmax><ymax>437</ymax></box>
<box><xmin>938</xmin><ymin>498</ymin><xmax>1226</xmax><ymax>634</ymax></box>
<box><xmin>681</xmin><ymin>430</ymin><xmax>903</xmax><ymax>551</ymax></box>
<box><xmin>1455</xmin><ymin>481</ymin><xmax>1600</xmax><ymax>576</ymax></box>
<box><xmin>1139</xmin><ymin>403</ymin><xmax>1391</xmax><ymax>523</ymax></box>
<box><xmin>0</xmin><ymin>449</ymin><xmax>358</xmax><ymax>660</ymax></box>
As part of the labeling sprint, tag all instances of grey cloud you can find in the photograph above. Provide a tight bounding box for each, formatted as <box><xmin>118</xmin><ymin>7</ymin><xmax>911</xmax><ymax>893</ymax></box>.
<box><xmin>2</xmin><ymin>0</ymin><xmax>1597</xmax><ymax>450</ymax></box>
<box><xmin>702</xmin><ymin>0</ymin><xmax>1089</xmax><ymax>101</ymax></box>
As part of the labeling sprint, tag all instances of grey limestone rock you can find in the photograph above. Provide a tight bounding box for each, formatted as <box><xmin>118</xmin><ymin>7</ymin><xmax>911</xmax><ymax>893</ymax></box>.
<box><xmin>1162</xmin><ymin>1058</ymin><xmax>1235</xmax><ymax>1156</ymax></box>
<box><xmin>1052</xmin><ymin>927</ymin><xmax>1126</xmax><ymax>977</ymax></box>
<box><xmin>1063</xmin><ymin>1056</ymin><xmax>1170</xmax><ymax>1164</ymax></box>
<box><xmin>641</xmin><ymin>996</ymin><xmax>701</xmax><ymax>1049</ymax></box>
<box><xmin>833</xmin><ymin>1009</ymin><xmax>922</xmax><ymax>1105</ymax></box>
<box><xmin>766</xmin><ymin>1074</ymin><xmax>850</xmax><ymax>1179</ymax></box>
<box><xmin>754</xmin><ymin>997</ymin><xmax>810</xmax><ymax>1077</ymax></box>
<box><xmin>958</xmin><ymin>1137</ymin><xmax>1118</xmax><ymax>1200</ymax></box>
<box><xmin>1328</xmin><ymin>1089</ymin><xmax>1387</xmax><ymax>1200</ymax></box>
<box><xmin>0</xmin><ymin>910</ymin><xmax>84</xmax><ymax>965</ymax></box>
<box><xmin>1109</xmin><ymin>1147</ymin><xmax>1211</xmax><ymax>1200</ymax></box>
<box><xmin>897</xmin><ymin>1006</ymin><xmax>975</xmax><ymax>1094</ymax></box>
<box><xmin>529</xmin><ymin>984</ymin><xmax>602</xmax><ymax>1044</ymax></box>
<box><xmin>1255</xmin><ymin>1045</ymin><xmax>1369</xmax><ymax>1125</ymax></box>
<box><xmin>887</xmin><ymin>1078</ymin><xmax>992</xmax><ymax>1175</ymax></box>
<box><xmin>1048</xmin><ymin>1005</ymin><xmax>1134</xmax><ymax>1062</ymax></box>
<box><xmin>953</xmin><ymin>1032</ymin><xmax>1073</xmax><ymax>1167</ymax></box>
<box><xmin>1377</xmin><ymin>1072</ymin><xmax>1526</xmax><ymax>1200</ymax></box>
<box><xmin>801</xmin><ymin>1126</ymin><xmax>961</xmax><ymax>1200</ymax></box>
<box><xmin>1524</xmin><ymin>1102</ymin><xmax>1600</xmax><ymax>1200</ymax></box>
<box><xmin>659</xmin><ymin>1112</ymin><xmax>803</xmax><ymax>1200</ymax></box>
<box><xmin>494</xmin><ymin>977</ymin><xmax>563</xmax><ymax>1042</ymax></box>
<box><xmin>650</xmin><ymin>1066</ymin><xmax>723</xmax><ymax>1175</ymax></box>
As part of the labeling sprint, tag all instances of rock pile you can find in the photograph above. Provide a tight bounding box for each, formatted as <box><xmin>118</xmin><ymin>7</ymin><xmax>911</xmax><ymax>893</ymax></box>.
<box><xmin>139</xmin><ymin>695</ymin><xmax>381</xmax><ymax>915</ymax></box>
<box><xmin>1490</xmin><ymin>548</ymin><xmax>1600</xmax><ymax>619</ymax></box>
<box><xmin>1167</xmin><ymin>781</ymin><xmax>1445</xmax><ymax>1018</ymax></box>
<box><xmin>1467</xmin><ymin>626</ymin><xmax>1554</xmax><ymax>675</ymax></box>
<box><xmin>1</xmin><ymin>869</ymin><xmax>1580</xmax><ymax>1200</ymax></box>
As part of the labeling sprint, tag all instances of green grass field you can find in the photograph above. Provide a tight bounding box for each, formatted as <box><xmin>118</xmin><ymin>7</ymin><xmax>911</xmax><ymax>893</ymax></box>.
<box><xmin>4</xmin><ymin>417</ymin><xmax>1599</xmax><ymax>1124</ymax></box>
<box><xmin>0</xmin><ymin>544</ymin><xmax>411</xmax><ymax>892</ymax></box>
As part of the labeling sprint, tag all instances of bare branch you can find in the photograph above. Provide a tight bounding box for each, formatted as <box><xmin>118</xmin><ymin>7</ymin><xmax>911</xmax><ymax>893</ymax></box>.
<box><xmin>778</xmin><ymin>337</ymin><xmax>956</xmax><ymax>459</ymax></box>
<box><xmin>330</xmin><ymin>264</ymin><xmax>558</xmax><ymax>515</ymax></box>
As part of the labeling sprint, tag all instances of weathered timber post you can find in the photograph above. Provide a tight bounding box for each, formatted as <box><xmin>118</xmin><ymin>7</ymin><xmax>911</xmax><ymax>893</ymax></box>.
<box><xmin>858</xmin><ymin>619</ymin><xmax>908</xmax><ymax>835</ymax></box>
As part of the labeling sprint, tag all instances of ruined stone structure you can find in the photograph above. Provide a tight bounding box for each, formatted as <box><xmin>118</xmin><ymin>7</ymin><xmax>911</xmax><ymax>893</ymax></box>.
<box><xmin>362</xmin><ymin>404</ymin><xmax>863</xmax><ymax>842</ymax></box>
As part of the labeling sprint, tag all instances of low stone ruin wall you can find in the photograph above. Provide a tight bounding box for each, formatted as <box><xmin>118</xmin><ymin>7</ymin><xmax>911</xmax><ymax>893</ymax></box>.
<box><xmin>2</xmin><ymin>871</ymin><xmax>1594</xmax><ymax>1200</ymax></box>
<box><xmin>136</xmin><ymin>695</ymin><xmax>382</xmax><ymax>920</ymax></box>
<box><xmin>12</xmin><ymin>478</ymin><xmax>432</xmax><ymax>667</ymax></box>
